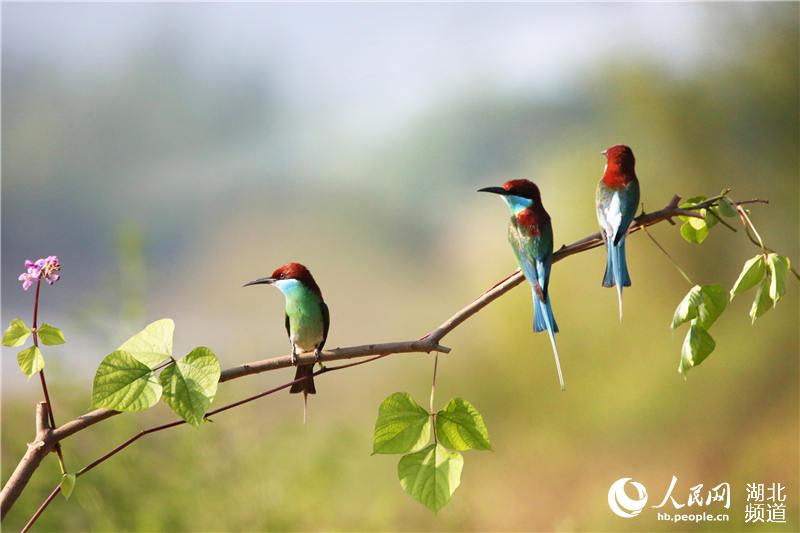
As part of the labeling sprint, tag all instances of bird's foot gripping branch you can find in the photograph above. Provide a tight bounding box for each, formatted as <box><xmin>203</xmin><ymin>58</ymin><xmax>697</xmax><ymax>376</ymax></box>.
<box><xmin>2</xmin><ymin>189</ymin><xmax>796</xmax><ymax>527</ymax></box>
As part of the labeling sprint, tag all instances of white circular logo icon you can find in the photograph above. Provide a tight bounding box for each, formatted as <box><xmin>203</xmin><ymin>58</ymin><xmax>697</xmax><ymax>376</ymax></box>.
<box><xmin>608</xmin><ymin>477</ymin><xmax>648</xmax><ymax>518</ymax></box>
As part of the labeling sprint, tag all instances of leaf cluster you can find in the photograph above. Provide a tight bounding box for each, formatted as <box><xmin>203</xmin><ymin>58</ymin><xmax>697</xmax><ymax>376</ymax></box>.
<box><xmin>3</xmin><ymin>318</ymin><xmax>65</xmax><ymax>377</ymax></box>
<box><xmin>372</xmin><ymin>392</ymin><xmax>491</xmax><ymax>512</ymax></box>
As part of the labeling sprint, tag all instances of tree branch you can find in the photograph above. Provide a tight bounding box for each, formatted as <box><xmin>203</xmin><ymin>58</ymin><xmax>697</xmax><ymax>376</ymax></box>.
<box><xmin>0</xmin><ymin>193</ymin><xmax>767</xmax><ymax>522</ymax></box>
<box><xmin>0</xmin><ymin>403</ymin><xmax>54</xmax><ymax>518</ymax></box>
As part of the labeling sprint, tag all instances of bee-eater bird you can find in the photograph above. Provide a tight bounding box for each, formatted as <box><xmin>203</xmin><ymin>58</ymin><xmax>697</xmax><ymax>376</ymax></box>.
<box><xmin>244</xmin><ymin>262</ymin><xmax>330</xmax><ymax>421</ymax></box>
<box><xmin>479</xmin><ymin>179</ymin><xmax>565</xmax><ymax>391</ymax></box>
<box><xmin>596</xmin><ymin>144</ymin><xmax>640</xmax><ymax>321</ymax></box>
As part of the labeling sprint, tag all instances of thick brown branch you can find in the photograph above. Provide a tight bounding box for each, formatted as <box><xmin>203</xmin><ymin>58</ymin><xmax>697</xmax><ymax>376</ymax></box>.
<box><xmin>1</xmin><ymin>193</ymin><xmax>767</xmax><ymax>521</ymax></box>
<box><xmin>0</xmin><ymin>403</ymin><xmax>54</xmax><ymax>518</ymax></box>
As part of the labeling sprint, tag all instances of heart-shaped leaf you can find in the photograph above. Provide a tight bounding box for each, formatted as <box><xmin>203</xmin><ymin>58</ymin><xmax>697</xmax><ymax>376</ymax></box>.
<box><xmin>91</xmin><ymin>350</ymin><xmax>162</xmax><ymax>411</ymax></box>
<box><xmin>118</xmin><ymin>319</ymin><xmax>174</xmax><ymax>368</ymax></box>
<box><xmin>397</xmin><ymin>443</ymin><xmax>463</xmax><ymax>513</ymax></box>
<box><xmin>38</xmin><ymin>323</ymin><xmax>66</xmax><ymax>346</ymax></box>
<box><xmin>160</xmin><ymin>347</ymin><xmax>221</xmax><ymax>426</ymax></box>
<box><xmin>17</xmin><ymin>346</ymin><xmax>45</xmax><ymax>377</ymax></box>
<box><xmin>435</xmin><ymin>398</ymin><xmax>492</xmax><ymax>451</ymax></box>
<box><xmin>3</xmin><ymin>318</ymin><xmax>32</xmax><ymax>347</ymax></box>
<box><xmin>373</xmin><ymin>392</ymin><xmax>431</xmax><ymax>454</ymax></box>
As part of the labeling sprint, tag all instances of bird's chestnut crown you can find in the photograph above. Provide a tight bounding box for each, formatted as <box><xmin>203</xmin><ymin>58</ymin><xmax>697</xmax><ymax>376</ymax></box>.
<box><xmin>244</xmin><ymin>262</ymin><xmax>323</xmax><ymax>297</ymax></box>
<box><xmin>501</xmin><ymin>179</ymin><xmax>542</xmax><ymax>201</ymax></box>
<box><xmin>271</xmin><ymin>262</ymin><xmax>323</xmax><ymax>296</ymax></box>
<box><xmin>603</xmin><ymin>144</ymin><xmax>636</xmax><ymax>168</ymax></box>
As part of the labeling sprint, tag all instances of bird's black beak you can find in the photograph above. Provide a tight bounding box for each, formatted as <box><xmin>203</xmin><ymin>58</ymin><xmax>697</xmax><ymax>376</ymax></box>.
<box><xmin>243</xmin><ymin>277</ymin><xmax>275</xmax><ymax>287</ymax></box>
<box><xmin>477</xmin><ymin>186</ymin><xmax>508</xmax><ymax>195</ymax></box>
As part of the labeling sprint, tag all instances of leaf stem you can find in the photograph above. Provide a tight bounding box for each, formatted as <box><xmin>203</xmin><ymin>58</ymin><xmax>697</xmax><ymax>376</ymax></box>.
<box><xmin>429</xmin><ymin>352</ymin><xmax>439</xmax><ymax>443</ymax></box>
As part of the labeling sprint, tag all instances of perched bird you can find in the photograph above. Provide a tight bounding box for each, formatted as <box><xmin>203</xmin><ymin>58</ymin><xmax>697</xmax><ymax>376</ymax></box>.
<box><xmin>596</xmin><ymin>144</ymin><xmax>641</xmax><ymax>321</ymax></box>
<box><xmin>244</xmin><ymin>262</ymin><xmax>330</xmax><ymax>420</ymax></box>
<box><xmin>479</xmin><ymin>179</ymin><xmax>565</xmax><ymax>391</ymax></box>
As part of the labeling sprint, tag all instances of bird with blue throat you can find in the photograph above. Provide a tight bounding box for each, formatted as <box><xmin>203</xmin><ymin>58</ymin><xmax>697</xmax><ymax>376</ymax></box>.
<box><xmin>479</xmin><ymin>179</ymin><xmax>565</xmax><ymax>391</ymax></box>
<box><xmin>596</xmin><ymin>144</ymin><xmax>641</xmax><ymax>321</ymax></box>
<box><xmin>244</xmin><ymin>262</ymin><xmax>330</xmax><ymax>422</ymax></box>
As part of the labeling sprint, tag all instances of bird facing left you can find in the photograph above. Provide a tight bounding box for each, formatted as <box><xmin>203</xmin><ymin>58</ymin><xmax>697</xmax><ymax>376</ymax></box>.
<box><xmin>244</xmin><ymin>262</ymin><xmax>330</xmax><ymax>422</ymax></box>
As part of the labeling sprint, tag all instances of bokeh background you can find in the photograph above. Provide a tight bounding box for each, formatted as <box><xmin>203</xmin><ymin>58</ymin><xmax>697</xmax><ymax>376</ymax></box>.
<box><xmin>2</xmin><ymin>3</ymin><xmax>798</xmax><ymax>531</ymax></box>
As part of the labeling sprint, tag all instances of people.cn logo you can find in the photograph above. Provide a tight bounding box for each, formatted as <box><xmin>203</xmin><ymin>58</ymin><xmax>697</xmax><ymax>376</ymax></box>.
<box><xmin>608</xmin><ymin>478</ymin><xmax>649</xmax><ymax>518</ymax></box>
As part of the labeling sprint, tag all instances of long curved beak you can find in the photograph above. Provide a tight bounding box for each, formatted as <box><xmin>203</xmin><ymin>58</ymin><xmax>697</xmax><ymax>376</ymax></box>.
<box><xmin>243</xmin><ymin>277</ymin><xmax>275</xmax><ymax>287</ymax></box>
<box><xmin>477</xmin><ymin>186</ymin><xmax>508</xmax><ymax>195</ymax></box>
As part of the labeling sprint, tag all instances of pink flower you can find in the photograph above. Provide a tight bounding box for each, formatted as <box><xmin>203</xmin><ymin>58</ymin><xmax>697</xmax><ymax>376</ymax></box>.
<box><xmin>18</xmin><ymin>256</ymin><xmax>61</xmax><ymax>290</ymax></box>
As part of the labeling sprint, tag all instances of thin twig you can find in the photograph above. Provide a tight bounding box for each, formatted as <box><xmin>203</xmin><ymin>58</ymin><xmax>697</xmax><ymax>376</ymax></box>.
<box><xmin>641</xmin><ymin>225</ymin><xmax>695</xmax><ymax>286</ymax></box>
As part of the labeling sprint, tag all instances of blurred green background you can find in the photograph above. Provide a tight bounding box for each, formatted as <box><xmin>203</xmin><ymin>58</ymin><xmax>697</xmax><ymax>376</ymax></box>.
<box><xmin>2</xmin><ymin>3</ymin><xmax>798</xmax><ymax>531</ymax></box>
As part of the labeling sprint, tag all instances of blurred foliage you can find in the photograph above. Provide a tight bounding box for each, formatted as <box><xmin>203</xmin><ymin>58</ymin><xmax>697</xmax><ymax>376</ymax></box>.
<box><xmin>2</xmin><ymin>4</ymin><xmax>798</xmax><ymax>532</ymax></box>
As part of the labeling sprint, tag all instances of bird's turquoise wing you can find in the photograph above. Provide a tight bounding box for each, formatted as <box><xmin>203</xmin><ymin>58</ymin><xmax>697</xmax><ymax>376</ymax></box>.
<box><xmin>614</xmin><ymin>179</ymin><xmax>640</xmax><ymax>245</ymax></box>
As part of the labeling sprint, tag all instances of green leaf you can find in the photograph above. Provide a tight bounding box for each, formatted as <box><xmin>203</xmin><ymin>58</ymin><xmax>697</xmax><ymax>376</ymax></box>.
<box><xmin>767</xmin><ymin>254</ymin><xmax>790</xmax><ymax>307</ymax></box>
<box><xmin>397</xmin><ymin>443</ymin><xmax>463</xmax><ymax>513</ymax></box>
<box><xmin>61</xmin><ymin>473</ymin><xmax>76</xmax><ymax>500</ymax></box>
<box><xmin>704</xmin><ymin>207</ymin><xmax>720</xmax><ymax>229</ymax></box>
<box><xmin>435</xmin><ymin>398</ymin><xmax>492</xmax><ymax>451</ymax></box>
<box><xmin>750</xmin><ymin>278</ymin><xmax>773</xmax><ymax>324</ymax></box>
<box><xmin>678</xmin><ymin>197</ymin><xmax>712</xmax><ymax>244</ymax></box>
<box><xmin>680</xmin><ymin>196</ymin><xmax>707</xmax><ymax>211</ymax></box>
<box><xmin>17</xmin><ymin>346</ymin><xmax>45</xmax><ymax>377</ymax></box>
<box><xmin>695</xmin><ymin>285</ymin><xmax>728</xmax><ymax>330</ymax></box>
<box><xmin>91</xmin><ymin>350</ymin><xmax>162</xmax><ymax>412</ymax></box>
<box><xmin>3</xmin><ymin>318</ymin><xmax>32</xmax><ymax>347</ymax></box>
<box><xmin>37</xmin><ymin>323</ymin><xmax>66</xmax><ymax>346</ymax></box>
<box><xmin>718</xmin><ymin>197</ymin><xmax>738</xmax><ymax>218</ymax></box>
<box><xmin>671</xmin><ymin>286</ymin><xmax>702</xmax><ymax>329</ymax></box>
<box><xmin>373</xmin><ymin>392</ymin><xmax>431</xmax><ymax>454</ymax></box>
<box><xmin>159</xmin><ymin>347</ymin><xmax>221</xmax><ymax>426</ymax></box>
<box><xmin>679</xmin><ymin>325</ymin><xmax>716</xmax><ymax>375</ymax></box>
<box><xmin>730</xmin><ymin>255</ymin><xmax>766</xmax><ymax>300</ymax></box>
<box><xmin>679</xmin><ymin>220</ymin><xmax>709</xmax><ymax>244</ymax></box>
<box><xmin>118</xmin><ymin>319</ymin><xmax>174</xmax><ymax>368</ymax></box>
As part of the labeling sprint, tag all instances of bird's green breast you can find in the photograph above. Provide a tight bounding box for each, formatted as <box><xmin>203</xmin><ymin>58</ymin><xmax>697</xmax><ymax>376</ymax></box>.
<box><xmin>275</xmin><ymin>280</ymin><xmax>325</xmax><ymax>351</ymax></box>
<box><xmin>508</xmin><ymin>214</ymin><xmax>553</xmax><ymax>261</ymax></box>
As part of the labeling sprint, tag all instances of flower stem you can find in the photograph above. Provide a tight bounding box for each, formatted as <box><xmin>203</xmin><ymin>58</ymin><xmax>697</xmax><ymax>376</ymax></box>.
<box><xmin>31</xmin><ymin>279</ymin><xmax>67</xmax><ymax>475</ymax></box>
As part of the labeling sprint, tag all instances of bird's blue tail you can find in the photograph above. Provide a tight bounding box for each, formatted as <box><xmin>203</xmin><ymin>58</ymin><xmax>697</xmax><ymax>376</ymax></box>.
<box><xmin>533</xmin><ymin>292</ymin><xmax>559</xmax><ymax>333</ymax></box>
<box><xmin>532</xmin><ymin>289</ymin><xmax>565</xmax><ymax>391</ymax></box>
<box><xmin>602</xmin><ymin>237</ymin><xmax>632</xmax><ymax>288</ymax></box>
<box><xmin>602</xmin><ymin>237</ymin><xmax>631</xmax><ymax>321</ymax></box>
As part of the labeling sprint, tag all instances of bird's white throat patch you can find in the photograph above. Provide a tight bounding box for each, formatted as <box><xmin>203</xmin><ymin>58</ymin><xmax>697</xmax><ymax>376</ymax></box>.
<box><xmin>272</xmin><ymin>278</ymin><xmax>303</xmax><ymax>296</ymax></box>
